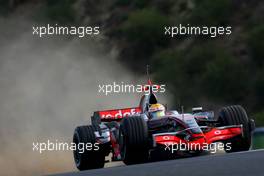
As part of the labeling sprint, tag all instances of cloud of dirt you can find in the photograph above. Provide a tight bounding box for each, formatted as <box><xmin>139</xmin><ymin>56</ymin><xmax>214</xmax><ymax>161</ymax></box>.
<box><xmin>0</xmin><ymin>6</ymin><xmax>171</xmax><ymax>176</ymax></box>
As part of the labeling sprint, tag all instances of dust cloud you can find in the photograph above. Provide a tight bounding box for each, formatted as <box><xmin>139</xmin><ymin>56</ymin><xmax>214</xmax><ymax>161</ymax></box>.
<box><xmin>0</xmin><ymin>7</ymin><xmax>171</xmax><ymax>176</ymax></box>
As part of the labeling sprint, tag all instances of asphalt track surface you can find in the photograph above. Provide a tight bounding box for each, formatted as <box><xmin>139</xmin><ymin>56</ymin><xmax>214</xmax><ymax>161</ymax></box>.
<box><xmin>51</xmin><ymin>149</ymin><xmax>264</xmax><ymax>176</ymax></box>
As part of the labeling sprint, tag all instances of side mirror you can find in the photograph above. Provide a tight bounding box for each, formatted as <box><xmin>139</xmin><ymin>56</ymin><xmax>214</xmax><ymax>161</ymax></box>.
<box><xmin>192</xmin><ymin>107</ymin><xmax>203</xmax><ymax>113</ymax></box>
<box><xmin>249</xmin><ymin>118</ymin><xmax>256</xmax><ymax>132</ymax></box>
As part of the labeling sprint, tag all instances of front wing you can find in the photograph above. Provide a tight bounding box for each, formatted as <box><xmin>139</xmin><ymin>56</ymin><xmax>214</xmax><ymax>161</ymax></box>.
<box><xmin>153</xmin><ymin>125</ymin><xmax>243</xmax><ymax>150</ymax></box>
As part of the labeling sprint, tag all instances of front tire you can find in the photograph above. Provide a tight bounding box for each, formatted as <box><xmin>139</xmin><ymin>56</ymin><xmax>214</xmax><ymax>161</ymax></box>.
<box><xmin>73</xmin><ymin>125</ymin><xmax>105</xmax><ymax>170</ymax></box>
<box><xmin>119</xmin><ymin>117</ymin><xmax>149</xmax><ymax>165</ymax></box>
<box><xmin>218</xmin><ymin>105</ymin><xmax>252</xmax><ymax>152</ymax></box>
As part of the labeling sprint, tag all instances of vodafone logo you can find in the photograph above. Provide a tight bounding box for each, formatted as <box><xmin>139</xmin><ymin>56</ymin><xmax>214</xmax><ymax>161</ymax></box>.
<box><xmin>99</xmin><ymin>107</ymin><xmax>141</xmax><ymax>119</ymax></box>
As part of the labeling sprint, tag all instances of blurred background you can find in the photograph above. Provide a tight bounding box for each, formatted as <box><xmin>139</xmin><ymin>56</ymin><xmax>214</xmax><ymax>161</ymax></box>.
<box><xmin>0</xmin><ymin>0</ymin><xmax>263</xmax><ymax>175</ymax></box>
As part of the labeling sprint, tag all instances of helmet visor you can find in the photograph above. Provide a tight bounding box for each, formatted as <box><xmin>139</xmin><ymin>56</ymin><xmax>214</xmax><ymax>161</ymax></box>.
<box><xmin>151</xmin><ymin>110</ymin><xmax>165</xmax><ymax>119</ymax></box>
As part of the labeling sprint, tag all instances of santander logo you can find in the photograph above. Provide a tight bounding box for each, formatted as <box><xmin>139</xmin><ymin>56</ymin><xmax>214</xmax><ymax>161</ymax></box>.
<box><xmin>99</xmin><ymin>107</ymin><xmax>141</xmax><ymax>119</ymax></box>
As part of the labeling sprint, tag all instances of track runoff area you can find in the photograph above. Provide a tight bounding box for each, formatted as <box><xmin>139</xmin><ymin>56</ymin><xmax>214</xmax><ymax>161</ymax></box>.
<box><xmin>51</xmin><ymin>149</ymin><xmax>264</xmax><ymax>176</ymax></box>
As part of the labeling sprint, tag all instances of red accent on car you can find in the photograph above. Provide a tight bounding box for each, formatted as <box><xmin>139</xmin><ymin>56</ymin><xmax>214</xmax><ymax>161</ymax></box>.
<box><xmin>98</xmin><ymin>107</ymin><xmax>141</xmax><ymax>120</ymax></box>
<box><xmin>205</xmin><ymin>127</ymin><xmax>242</xmax><ymax>144</ymax></box>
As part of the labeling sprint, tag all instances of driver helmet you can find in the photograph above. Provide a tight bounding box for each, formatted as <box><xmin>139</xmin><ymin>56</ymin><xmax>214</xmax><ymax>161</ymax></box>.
<box><xmin>149</xmin><ymin>103</ymin><xmax>165</xmax><ymax>119</ymax></box>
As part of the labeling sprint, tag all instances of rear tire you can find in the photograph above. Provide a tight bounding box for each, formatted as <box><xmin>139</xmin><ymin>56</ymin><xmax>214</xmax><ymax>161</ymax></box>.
<box><xmin>119</xmin><ymin>117</ymin><xmax>149</xmax><ymax>165</ymax></box>
<box><xmin>73</xmin><ymin>125</ymin><xmax>105</xmax><ymax>170</ymax></box>
<box><xmin>218</xmin><ymin>105</ymin><xmax>252</xmax><ymax>152</ymax></box>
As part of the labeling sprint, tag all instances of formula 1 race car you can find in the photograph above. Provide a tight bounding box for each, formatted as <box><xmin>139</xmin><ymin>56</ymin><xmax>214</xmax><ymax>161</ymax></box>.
<box><xmin>73</xmin><ymin>81</ymin><xmax>255</xmax><ymax>170</ymax></box>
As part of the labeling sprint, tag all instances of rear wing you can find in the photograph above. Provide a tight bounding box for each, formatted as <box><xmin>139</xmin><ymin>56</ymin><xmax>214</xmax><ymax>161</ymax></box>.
<box><xmin>91</xmin><ymin>107</ymin><xmax>141</xmax><ymax>124</ymax></box>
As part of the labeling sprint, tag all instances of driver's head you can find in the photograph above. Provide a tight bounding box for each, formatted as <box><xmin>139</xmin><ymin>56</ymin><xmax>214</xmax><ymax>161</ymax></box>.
<box><xmin>149</xmin><ymin>103</ymin><xmax>165</xmax><ymax>119</ymax></box>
